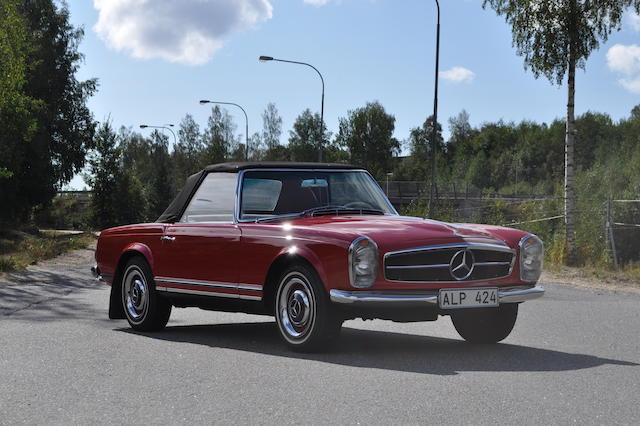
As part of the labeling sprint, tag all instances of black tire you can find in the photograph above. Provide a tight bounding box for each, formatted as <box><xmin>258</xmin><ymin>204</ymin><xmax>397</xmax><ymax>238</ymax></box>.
<box><xmin>274</xmin><ymin>263</ymin><xmax>342</xmax><ymax>352</ymax></box>
<box><xmin>450</xmin><ymin>303</ymin><xmax>518</xmax><ymax>344</ymax></box>
<box><xmin>121</xmin><ymin>257</ymin><xmax>171</xmax><ymax>331</ymax></box>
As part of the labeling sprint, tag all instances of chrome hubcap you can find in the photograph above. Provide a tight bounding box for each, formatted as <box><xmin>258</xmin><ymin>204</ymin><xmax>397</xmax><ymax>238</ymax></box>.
<box><xmin>288</xmin><ymin>289</ymin><xmax>310</xmax><ymax>327</ymax></box>
<box><xmin>278</xmin><ymin>274</ymin><xmax>315</xmax><ymax>340</ymax></box>
<box><xmin>123</xmin><ymin>266</ymin><xmax>148</xmax><ymax>323</ymax></box>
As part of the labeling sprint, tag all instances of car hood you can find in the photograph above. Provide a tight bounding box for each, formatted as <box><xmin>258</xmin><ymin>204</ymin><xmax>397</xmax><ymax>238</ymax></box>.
<box><xmin>286</xmin><ymin>215</ymin><xmax>512</xmax><ymax>251</ymax></box>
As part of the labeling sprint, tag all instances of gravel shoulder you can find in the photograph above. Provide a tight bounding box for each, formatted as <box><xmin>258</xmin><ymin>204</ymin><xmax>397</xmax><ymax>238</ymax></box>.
<box><xmin>0</xmin><ymin>242</ymin><xmax>98</xmax><ymax>316</ymax></box>
<box><xmin>541</xmin><ymin>266</ymin><xmax>640</xmax><ymax>295</ymax></box>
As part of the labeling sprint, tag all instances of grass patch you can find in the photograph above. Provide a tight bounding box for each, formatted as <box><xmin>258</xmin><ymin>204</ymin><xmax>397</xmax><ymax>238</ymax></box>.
<box><xmin>0</xmin><ymin>230</ymin><xmax>94</xmax><ymax>273</ymax></box>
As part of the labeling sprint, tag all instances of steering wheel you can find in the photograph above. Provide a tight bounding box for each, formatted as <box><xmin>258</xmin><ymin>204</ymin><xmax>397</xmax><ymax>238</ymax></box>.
<box><xmin>343</xmin><ymin>201</ymin><xmax>374</xmax><ymax>209</ymax></box>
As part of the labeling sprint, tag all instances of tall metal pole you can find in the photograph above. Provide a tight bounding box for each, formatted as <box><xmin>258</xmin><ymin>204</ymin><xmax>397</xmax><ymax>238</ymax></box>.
<box><xmin>259</xmin><ymin>56</ymin><xmax>325</xmax><ymax>162</ymax></box>
<box><xmin>428</xmin><ymin>0</ymin><xmax>440</xmax><ymax>218</ymax></box>
<box><xmin>139</xmin><ymin>124</ymin><xmax>176</xmax><ymax>147</ymax></box>
<box><xmin>199</xmin><ymin>100</ymin><xmax>249</xmax><ymax>161</ymax></box>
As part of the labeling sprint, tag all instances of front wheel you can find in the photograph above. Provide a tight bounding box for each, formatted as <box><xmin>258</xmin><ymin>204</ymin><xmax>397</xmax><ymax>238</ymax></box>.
<box><xmin>274</xmin><ymin>264</ymin><xmax>342</xmax><ymax>352</ymax></box>
<box><xmin>450</xmin><ymin>303</ymin><xmax>518</xmax><ymax>343</ymax></box>
<box><xmin>121</xmin><ymin>257</ymin><xmax>171</xmax><ymax>331</ymax></box>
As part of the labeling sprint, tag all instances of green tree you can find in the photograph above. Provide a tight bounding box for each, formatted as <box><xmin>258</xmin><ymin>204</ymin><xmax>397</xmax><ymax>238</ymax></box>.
<box><xmin>447</xmin><ymin>110</ymin><xmax>478</xmax><ymax>182</ymax></box>
<box><xmin>0</xmin><ymin>0</ymin><xmax>96</xmax><ymax>226</ymax></box>
<box><xmin>86</xmin><ymin>122</ymin><xmax>120</xmax><ymax>229</ymax></box>
<box><xmin>86</xmin><ymin>122</ymin><xmax>148</xmax><ymax>229</ymax></box>
<box><xmin>262</xmin><ymin>103</ymin><xmax>283</xmax><ymax>159</ymax></box>
<box><xmin>146</xmin><ymin>131</ymin><xmax>173</xmax><ymax>218</ymax></box>
<box><xmin>483</xmin><ymin>0</ymin><xmax>640</xmax><ymax>264</ymax></box>
<box><xmin>336</xmin><ymin>101</ymin><xmax>399</xmax><ymax>178</ymax></box>
<box><xmin>172</xmin><ymin>114</ymin><xmax>203</xmax><ymax>190</ymax></box>
<box><xmin>407</xmin><ymin>115</ymin><xmax>444</xmax><ymax>181</ymax></box>
<box><xmin>201</xmin><ymin>106</ymin><xmax>236</xmax><ymax>164</ymax></box>
<box><xmin>0</xmin><ymin>0</ymin><xmax>41</xmax><ymax>224</ymax></box>
<box><xmin>288</xmin><ymin>109</ymin><xmax>329</xmax><ymax>162</ymax></box>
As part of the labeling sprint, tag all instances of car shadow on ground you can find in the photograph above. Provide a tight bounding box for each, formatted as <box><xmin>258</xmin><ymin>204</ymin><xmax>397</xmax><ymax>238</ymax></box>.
<box><xmin>118</xmin><ymin>321</ymin><xmax>638</xmax><ymax>376</ymax></box>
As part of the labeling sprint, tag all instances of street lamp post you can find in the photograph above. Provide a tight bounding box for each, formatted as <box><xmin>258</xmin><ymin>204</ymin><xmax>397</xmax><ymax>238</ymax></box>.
<box><xmin>139</xmin><ymin>124</ymin><xmax>177</xmax><ymax>146</ymax></box>
<box><xmin>199</xmin><ymin>100</ymin><xmax>249</xmax><ymax>161</ymax></box>
<box><xmin>428</xmin><ymin>0</ymin><xmax>441</xmax><ymax>218</ymax></box>
<box><xmin>259</xmin><ymin>55</ymin><xmax>325</xmax><ymax>162</ymax></box>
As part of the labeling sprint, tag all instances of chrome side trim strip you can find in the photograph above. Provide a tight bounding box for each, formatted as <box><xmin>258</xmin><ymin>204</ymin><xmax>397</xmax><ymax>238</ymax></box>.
<box><xmin>154</xmin><ymin>277</ymin><xmax>263</xmax><ymax>300</ymax></box>
<box><xmin>158</xmin><ymin>286</ymin><xmax>237</xmax><ymax>298</ymax></box>
<box><xmin>156</xmin><ymin>277</ymin><xmax>236</xmax><ymax>289</ymax></box>
<box><xmin>238</xmin><ymin>284</ymin><xmax>263</xmax><ymax>291</ymax></box>
<box><xmin>238</xmin><ymin>294</ymin><xmax>262</xmax><ymax>301</ymax></box>
<box><xmin>329</xmin><ymin>285</ymin><xmax>544</xmax><ymax>306</ymax></box>
<box><xmin>157</xmin><ymin>285</ymin><xmax>262</xmax><ymax>301</ymax></box>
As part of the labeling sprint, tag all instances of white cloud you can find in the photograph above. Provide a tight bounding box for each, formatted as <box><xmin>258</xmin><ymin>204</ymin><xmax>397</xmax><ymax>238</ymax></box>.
<box><xmin>439</xmin><ymin>66</ymin><xmax>476</xmax><ymax>84</ymax></box>
<box><xmin>607</xmin><ymin>44</ymin><xmax>640</xmax><ymax>75</ymax></box>
<box><xmin>620</xmin><ymin>77</ymin><xmax>640</xmax><ymax>94</ymax></box>
<box><xmin>628</xmin><ymin>11</ymin><xmax>640</xmax><ymax>32</ymax></box>
<box><xmin>304</xmin><ymin>0</ymin><xmax>331</xmax><ymax>5</ymax></box>
<box><xmin>606</xmin><ymin>44</ymin><xmax>640</xmax><ymax>94</ymax></box>
<box><xmin>93</xmin><ymin>0</ymin><xmax>273</xmax><ymax>66</ymax></box>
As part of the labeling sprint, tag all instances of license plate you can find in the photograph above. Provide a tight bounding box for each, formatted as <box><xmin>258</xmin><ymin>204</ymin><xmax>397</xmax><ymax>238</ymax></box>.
<box><xmin>439</xmin><ymin>288</ymin><xmax>499</xmax><ymax>309</ymax></box>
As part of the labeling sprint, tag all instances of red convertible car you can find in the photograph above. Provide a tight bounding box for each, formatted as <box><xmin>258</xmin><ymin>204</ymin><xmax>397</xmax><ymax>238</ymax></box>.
<box><xmin>93</xmin><ymin>162</ymin><xmax>544</xmax><ymax>351</ymax></box>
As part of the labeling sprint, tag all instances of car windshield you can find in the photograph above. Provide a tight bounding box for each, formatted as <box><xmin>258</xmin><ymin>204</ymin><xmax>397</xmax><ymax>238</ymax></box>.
<box><xmin>239</xmin><ymin>170</ymin><xmax>397</xmax><ymax>221</ymax></box>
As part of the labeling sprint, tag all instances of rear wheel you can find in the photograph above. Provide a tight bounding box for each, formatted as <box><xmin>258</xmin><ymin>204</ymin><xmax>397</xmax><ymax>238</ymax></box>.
<box><xmin>121</xmin><ymin>257</ymin><xmax>171</xmax><ymax>331</ymax></box>
<box><xmin>274</xmin><ymin>264</ymin><xmax>342</xmax><ymax>352</ymax></box>
<box><xmin>450</xmin><ymin>303</ymin><xmax>518</xmax><ymax>343</ymax></box>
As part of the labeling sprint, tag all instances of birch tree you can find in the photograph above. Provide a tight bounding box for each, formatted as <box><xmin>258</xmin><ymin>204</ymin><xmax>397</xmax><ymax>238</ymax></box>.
<box><xmin>483</xmin><ymin>0</ymin><xmax>640</xmax><ymax>264</ymax></box>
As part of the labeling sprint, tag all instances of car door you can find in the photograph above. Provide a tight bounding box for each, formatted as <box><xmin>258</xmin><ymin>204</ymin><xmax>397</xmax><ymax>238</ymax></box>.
<box><xmin>154</xmin><ymin>172</ymin><xmax>241</xmax><ymax>298</ymax></box>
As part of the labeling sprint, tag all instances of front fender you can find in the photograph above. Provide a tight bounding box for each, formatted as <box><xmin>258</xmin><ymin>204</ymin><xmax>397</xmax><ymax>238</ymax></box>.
<box><xmin>120</xmin><ymin>242</ymin><xmax>155</xmax><ymax>271</ymax></box>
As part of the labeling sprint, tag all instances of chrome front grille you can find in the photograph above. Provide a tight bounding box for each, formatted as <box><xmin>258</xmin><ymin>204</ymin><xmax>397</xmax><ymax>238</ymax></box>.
<box><xmin>384</xmin><ymin>243</ymin><xmax>515</xmax><ymax>282</ymax></box>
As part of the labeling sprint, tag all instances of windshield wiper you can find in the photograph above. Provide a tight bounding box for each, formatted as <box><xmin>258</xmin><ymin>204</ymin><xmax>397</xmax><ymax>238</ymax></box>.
<box><xmin>302</xmin><ymin>205</ymin><xmax>385</xmax><ymax>217</ymax></box>
<box><xmin>254</xmin><ymin>205</ymin><xmax>384</xmax><ymax>223</ymax></box>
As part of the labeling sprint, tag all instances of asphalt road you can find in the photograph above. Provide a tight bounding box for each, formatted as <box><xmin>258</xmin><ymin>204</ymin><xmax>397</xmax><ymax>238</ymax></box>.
<box><xmin>1</xmin><ymin>249</ymin><xmax>639</xmax><ymax>425</ymax></box>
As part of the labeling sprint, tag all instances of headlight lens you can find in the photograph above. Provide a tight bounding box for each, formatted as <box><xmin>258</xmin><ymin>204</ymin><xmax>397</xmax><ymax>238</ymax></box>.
<box><xmin>349</xmin><ymin>236</ymin><xmax>378</xmax><ymax>288</ymax></box>
<box><xmin>519</xmin><ymin>234</ymin><xmax>543</xmax><ymax>282</ymax></box>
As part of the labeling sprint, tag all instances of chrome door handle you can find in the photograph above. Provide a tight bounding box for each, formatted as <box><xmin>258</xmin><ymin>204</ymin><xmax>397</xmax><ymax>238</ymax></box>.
<box><xmin>160</xmin><ymin>236</ymin><xmax>176</xmax><ymax>242</ymax></box>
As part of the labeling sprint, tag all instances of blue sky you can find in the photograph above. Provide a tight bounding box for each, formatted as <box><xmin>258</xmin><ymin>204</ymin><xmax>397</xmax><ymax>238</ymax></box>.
<box><xmin>66</xmin><ymin>0</ymin><xmax>640</xmax><ymax>189</ymax></box>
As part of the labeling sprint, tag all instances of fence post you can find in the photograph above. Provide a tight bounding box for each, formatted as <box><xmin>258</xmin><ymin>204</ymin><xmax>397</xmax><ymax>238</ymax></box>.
<box><xmin>606</xmin><ymin>196</ymin><xmax>619</xmax><ymax>268</ymax></box>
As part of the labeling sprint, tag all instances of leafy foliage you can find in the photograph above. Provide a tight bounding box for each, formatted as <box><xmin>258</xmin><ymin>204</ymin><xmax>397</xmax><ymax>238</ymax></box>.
<box><xmin>288</xmin><ymin>109</ymin><xmax>330</xmax><ymax>162</ymax></box>
<box><xmin>0</xmin><ymin>0</ymin><xmax>96</xmax><ymax>226</ymax></box>
<box><xmin>335</xmin><ymin>101</ymin><xmax>399</xmax><ymax>179</ymax></box>
<box><xmin>483</xmin><ymin>0</ymin><xmax>640</xmax><ymax>84</ymax></box>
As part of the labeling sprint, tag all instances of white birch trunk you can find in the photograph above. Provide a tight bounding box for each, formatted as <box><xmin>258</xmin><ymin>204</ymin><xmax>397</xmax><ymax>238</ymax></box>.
<box><xmin>565</xmin><ymin>53</ymin><xmax>577</xmax><ymax>265</ymax></box>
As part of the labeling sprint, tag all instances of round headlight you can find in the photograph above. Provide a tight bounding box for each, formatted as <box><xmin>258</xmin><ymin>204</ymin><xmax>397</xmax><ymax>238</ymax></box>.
<box><xmin>349</xmin><ymin>236</ymin><xmax>379</xmax><ymax>288</ymax></box>
<box><xmin>519</xmin><ymin>234</ymin><xmax>543</xmax><ymax>283</ymax></box>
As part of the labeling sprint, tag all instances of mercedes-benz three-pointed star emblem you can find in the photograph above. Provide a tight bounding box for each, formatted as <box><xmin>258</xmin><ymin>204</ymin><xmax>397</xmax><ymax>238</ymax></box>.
<box><xmin>449</xmin><ymin>248</ymin><xmax>475</xmax><ymax>280</ymax></box>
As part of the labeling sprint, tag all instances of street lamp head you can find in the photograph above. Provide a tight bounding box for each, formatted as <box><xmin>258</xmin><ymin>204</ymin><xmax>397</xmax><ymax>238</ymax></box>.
<box><xmin>259</xmin><ymin>55</ymin><xmax>274</xmax><ymax>62</ymax></box>
<box><xmin>139</xmin><ymin>125</ymin><xmax>148</xmax><ymax>129</ymax></box>
<box><xmin>199</xmin><ymin>100</ymin><xmax>210</xmax><ymax>105</ymax></box>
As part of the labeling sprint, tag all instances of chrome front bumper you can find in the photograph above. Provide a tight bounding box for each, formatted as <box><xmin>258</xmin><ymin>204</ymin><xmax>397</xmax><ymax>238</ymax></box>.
<box><xmin>329</xmin><ymin>285</ymin><xmax>544</xmax><ymax>306</ymax></box>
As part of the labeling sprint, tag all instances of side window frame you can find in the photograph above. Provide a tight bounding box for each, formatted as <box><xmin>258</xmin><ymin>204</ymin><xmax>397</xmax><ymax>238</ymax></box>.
<box><xmin>179</xmin><ymin>172</ymin><xmax>240</xmax><ymax>224</ymax></box>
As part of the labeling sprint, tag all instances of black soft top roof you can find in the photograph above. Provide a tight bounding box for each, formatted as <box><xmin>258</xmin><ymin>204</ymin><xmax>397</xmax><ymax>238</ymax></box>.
<box><xmin>204</xmin><ymin>161</ymin><xmax>360</xmax><ymax>172</ymax></box>
<box><xmin>157</xmin><ymin>162</ymin><xmax>361</xmax><ymax>223</ymax></box>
